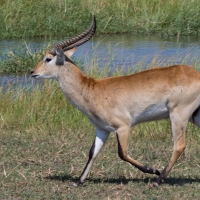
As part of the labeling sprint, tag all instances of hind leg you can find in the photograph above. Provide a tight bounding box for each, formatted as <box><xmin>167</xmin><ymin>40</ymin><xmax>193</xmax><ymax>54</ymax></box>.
<box><xmin>154</xmin><ymin>111</ymin><xmax>187</xmax><ymax>186</ymax></box>
<box><xmin>116</xmin><ymin>126</ymin><xmax>160</xmax><ymax>175</ymax></box>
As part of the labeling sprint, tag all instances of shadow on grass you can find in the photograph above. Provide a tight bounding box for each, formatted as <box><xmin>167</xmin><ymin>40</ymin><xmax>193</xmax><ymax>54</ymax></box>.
<box><xmin>45</xmin><ymin>174</ymin><xmax>200</xmax><ymax>186</ymax></box>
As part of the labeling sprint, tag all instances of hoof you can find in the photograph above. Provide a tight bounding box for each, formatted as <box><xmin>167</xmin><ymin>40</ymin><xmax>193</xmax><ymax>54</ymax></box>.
<box><xmin>72</xmin><ymin>182</ymin><xmax>79</xmax><ymax>187</ymax></box>
<box><xmin>154</xmin><ymin>176</ymin><xmax>165</xmax><ymax>186</ymax></box>
<box><xmin>153</xmin><ymin>182</ymin><xmax>159</xmax><ymax>187</ymax></box>
<box><xmin>72</xmin><ymin>180</ymin><xmax>83</xmax><ymax>187</ymax></box>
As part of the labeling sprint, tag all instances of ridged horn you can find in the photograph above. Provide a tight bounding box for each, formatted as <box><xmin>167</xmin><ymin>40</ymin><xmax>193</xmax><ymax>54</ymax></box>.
<box><xmin>50</xmin><ymin>15</ymin><xmax>96</xmax><ymax>55</ymax></box>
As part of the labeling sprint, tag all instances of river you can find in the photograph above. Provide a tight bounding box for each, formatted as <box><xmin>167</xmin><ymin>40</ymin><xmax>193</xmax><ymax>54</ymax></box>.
<box><xmin>0</xmin><ymin>35</ymin><xmax>200</xmax><ymax>88</ymax></box>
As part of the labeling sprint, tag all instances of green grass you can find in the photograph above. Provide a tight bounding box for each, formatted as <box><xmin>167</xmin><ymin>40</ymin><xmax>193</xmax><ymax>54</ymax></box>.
<box><xmin>0</xmin><ymin>80</ymin><xmax>91</xmax><ymax>131</ymax></box>
<box><xmin>0</xmin><ymin>55</ymin><xmax>200</xmax><ymax>198</ymax></box>
<box><xmin>0</xmin><ymin>45</ymin><xmax>44</xmax><ymax>75</ymax></box>
<box><xmin>1</xmin><ymin>0</ymin><xmax>200</xmax><ymax>39</ymax></box>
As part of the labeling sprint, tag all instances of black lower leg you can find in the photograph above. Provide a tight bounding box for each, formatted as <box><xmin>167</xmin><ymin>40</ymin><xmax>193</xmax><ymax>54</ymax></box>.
<box><xmin>139</xmin><ymin>165</ymin><xmax>160</xmax><ymax>176</ymax></box>
<box><xmin>116</xmin><ymin>134</ymin><xmax>160</xmax><ymax>176</ymax></box>
<box><xmin>73</xmin><ymin>140</ymin><xmax>96</xmax><ymax>187</ymax></box>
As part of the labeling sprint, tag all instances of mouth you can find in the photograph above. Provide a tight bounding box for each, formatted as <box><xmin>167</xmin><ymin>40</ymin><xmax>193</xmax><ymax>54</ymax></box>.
<box><xmin>31</xmin><ymin>74</ymin><xmax>40</xmax><ymax>78</ymax></box>
<box><xmin>30</xmin><ymin>70</ymin><xmax>40</xmax><ymax>78</ymax></box>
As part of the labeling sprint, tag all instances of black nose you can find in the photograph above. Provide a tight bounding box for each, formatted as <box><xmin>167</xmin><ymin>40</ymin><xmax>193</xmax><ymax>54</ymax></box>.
<box><xmin>30</xmin><ymin>70</ymin><xmax>34</xmax><ymax>74</ymax></box>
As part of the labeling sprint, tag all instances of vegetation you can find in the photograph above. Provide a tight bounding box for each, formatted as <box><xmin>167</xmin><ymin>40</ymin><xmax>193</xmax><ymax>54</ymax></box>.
<box><xmin>0</xmin><ymin>45</ymin><xmax>44</xmax><ymax>75</ymax></box>
<box><xmin>0</xmin><ymin>84</ymin><xmax>200</xmax><ymax>199</ymax></box>
<box><xmin>0</xmin><ymin>57</ymin><xmax>200</xmax><ymax>199</ymax></box>
<box><xmin>0</xmin><ymin>0</ymin><xmax>200</xmax><ymax>39</ymax></box>
<box><xmin>0</xmin><ymin>0</ymin><xmax>200</xmax><ymax>198</ymax></box>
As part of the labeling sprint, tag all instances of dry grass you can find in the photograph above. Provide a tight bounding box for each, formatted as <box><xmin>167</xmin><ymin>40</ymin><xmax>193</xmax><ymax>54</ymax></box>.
<box><xmin>0</xmin><ymin>121</ymin><xmax>200</xmax><ymax>199</ymax></box>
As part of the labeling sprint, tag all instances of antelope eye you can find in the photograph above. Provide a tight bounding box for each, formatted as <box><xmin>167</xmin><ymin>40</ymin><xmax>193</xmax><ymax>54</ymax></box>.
<box><xmin>45</xmin><ymin>58</ymin><xmax>52</xmax><ymax>63</ymax></box>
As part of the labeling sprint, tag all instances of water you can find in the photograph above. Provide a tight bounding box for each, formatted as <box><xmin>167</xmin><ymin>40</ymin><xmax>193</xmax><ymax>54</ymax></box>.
<box><xmin>0</xmin><ymin>35</ymin><xmax>200</xmax><ymax>87</ymax></box>
<box><xmin>80</xmin><ymin>35</ymin><xmax>200</xmax><ymax>70</ymax></box>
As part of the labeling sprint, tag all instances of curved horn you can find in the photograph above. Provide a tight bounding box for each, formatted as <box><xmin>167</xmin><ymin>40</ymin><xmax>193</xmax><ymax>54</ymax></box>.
<box><xmin>62</xmin><ymin>22</ymin><xmax>96</xmax><ymax>51</ymax></box>
<box><xmin>50</xmin><ymin>15</ymin><xmax>96</xmax><ymax>55</ymax></box>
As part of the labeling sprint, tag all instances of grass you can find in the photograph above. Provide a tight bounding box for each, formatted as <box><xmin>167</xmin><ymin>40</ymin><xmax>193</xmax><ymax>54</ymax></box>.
<box><xmin>0</xmin><ymin>80</ymin><xmax>91</xmax><ymax>131</ymax></box>
<box><xmin>0</xmin><ymin>121</ymin><xmax>200</xmax><ymax>199</ymax></box>
<box><xmin>1</xmin><ymin>0</ymin><xmax>200</xmax><ymax>39</ymax></box>
<box><xmin>1</xmin><ymin>1</ymin><xmax>200</xmax><ymax>197</ymax></box>
<box><xmin>0</xmin><ymin>51</ymin><xmax>200</xmax><ymax>198</ymax></box>
<box><xmin>0</xmin><ymin>44</ymin><xmax>44</xmax><ymax>75</ymax></box>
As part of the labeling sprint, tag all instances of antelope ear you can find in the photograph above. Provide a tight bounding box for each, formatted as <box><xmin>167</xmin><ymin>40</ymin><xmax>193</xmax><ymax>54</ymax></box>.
<box><xmin>64</xmin><ymin>47</ymin><xmax>77</xmax><ymax>58</ymax></box>
<box><xmin>56</xmin><ymin>48</ymin><xmax>65</xmax><ymax>66</ymax></box>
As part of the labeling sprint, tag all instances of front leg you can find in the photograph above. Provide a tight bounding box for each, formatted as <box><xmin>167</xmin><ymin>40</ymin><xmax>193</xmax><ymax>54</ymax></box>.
<box><xmin>73</xmin><ymin>128</ymin><xmax>110</xmax><ymax>187</ymax></box>
<box><xmin>116</xmin><ymin>126</ymin><xmax>160</xmax><ymax>176</ymax></box>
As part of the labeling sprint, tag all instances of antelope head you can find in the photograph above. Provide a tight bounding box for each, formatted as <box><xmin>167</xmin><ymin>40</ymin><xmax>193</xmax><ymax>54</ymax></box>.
<box><xmin>31</xmin><ymin>15</ymin><xmax>96</xmax><ymax>79</ymax></box>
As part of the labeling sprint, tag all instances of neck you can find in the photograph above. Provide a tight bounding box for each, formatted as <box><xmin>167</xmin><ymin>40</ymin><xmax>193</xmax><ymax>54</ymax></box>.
<box><xmin>57</xmin><ymin>64</ymin><xmax>95</xmax><ymax>115</ymax></box>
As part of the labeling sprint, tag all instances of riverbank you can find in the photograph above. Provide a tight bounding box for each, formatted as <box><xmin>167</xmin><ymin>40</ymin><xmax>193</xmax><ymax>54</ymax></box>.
<box><xmin>1</xmin><ymin>0</ymin><xmax>200</xmax><ymax>39</ymax></box>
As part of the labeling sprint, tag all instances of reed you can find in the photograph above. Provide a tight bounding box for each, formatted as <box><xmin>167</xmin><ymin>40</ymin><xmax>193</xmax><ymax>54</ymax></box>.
<box><xmin>0</xmin><ymin>45</ymin><xmax>44</xmax><ymax>75</ymax></box>
<box><xmin>1</xmin><ymin>46</ymin><xmax>200</xmax><ymax>134</ymax></box>
<box><xmin>0</xmin><ymin>0</ymin><xmax>200</xmax><ymax>39</ymax></box>
<box><xmin>0</xmin><ymin>80</ymin><xmax>91</xmax><ymax>133</ymax></box>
